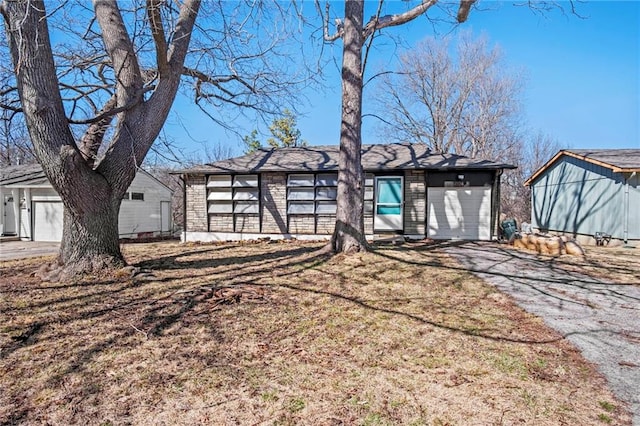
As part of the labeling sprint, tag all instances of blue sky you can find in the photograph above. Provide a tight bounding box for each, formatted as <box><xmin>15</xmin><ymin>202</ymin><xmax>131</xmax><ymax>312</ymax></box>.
<box><xmin>165</xmin><ymin>0</ymin><xmax>639</xmax><ymax>159</ymax></box>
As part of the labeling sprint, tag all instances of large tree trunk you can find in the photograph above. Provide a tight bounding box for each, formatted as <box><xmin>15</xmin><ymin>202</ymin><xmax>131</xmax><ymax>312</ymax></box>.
<box><xmin>60</xmin><ymin>198</ymin><xmax>121</xmax><ymax>269</ymax></box>
<box><xmin>3</xmin><ymin>0</ymin><xmax>200</xmax><ymax>280</ymax></box>
<box><xmin>331</xmin><ymin>0</ymin><xmax>369</xmax><ymax>253</ymax></box>
<box><xmin>37</xmin><ymin>194</ymin><xmax>124</xmax><ymax>281</ymax></box>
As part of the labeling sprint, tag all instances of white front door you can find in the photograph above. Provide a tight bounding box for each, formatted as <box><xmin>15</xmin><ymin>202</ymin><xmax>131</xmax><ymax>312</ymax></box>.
<box><xmin>3</xmin><ymin>195</ymin><xmax>16</xmax><ymax>235</ymax></box>
<box><xmin>374</xmin><ymin>176</ymin><xmax>404</xmax><ymax>231</ymax></box>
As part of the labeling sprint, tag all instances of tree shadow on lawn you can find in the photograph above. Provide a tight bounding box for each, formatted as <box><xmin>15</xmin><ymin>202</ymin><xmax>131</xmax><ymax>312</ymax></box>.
<box><xmin>378</xmin><ymin>241</ymin><xmax>640</xmax><ymax>349</ymax></box>
<box><xmin>3</xmin><ymin>239</ymin><xmax>618</xmax><ymax>423</ymax></box>
<box><xmin>385</xmin><ymin>241</ymin><xmax>640</xmax><ymax>302</ymax></box>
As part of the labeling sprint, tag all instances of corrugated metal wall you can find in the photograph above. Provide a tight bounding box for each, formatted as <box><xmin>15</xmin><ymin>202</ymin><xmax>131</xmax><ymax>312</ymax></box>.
<box><xmin>627</xmin><ymin>172</ymin><xmax>640</xmax><ymax>240</ymax></box>
<box><xmin>530</xmin><ymin>155</ymin><xmax>637</xmax><ymax>240</ymax></box>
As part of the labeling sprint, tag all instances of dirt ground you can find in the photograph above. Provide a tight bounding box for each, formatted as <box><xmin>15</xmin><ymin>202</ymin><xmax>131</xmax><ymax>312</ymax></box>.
<box><xmin>0</xmin><ymin>240</ymin><xmax>634</xmax><ymax>425</ymax></box>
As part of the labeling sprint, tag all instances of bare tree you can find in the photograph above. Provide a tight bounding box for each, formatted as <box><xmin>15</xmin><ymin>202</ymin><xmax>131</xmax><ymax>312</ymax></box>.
<box><xmin>320</xmin><ymin>1</ymin><xmax>576</xmax><ymax>253</ymax></box>
<box><xmin>0</xmin><ymin>113</ymin><xmax>34</xmax><ymax>166</ymax></box>
<box><xmin>372</xmin><ymin>31</ymin><xmax>562</xmax><ymax>225</ymax></box>
<box><xmin>374</xmin><ymin>32</ymin><xmax>523</xmax><ymax>159</ymax></box>
<box><xmin>1</xmin><ymin>0</ymin><xmax>309</xmax><ymax>279</ymax></box>
<box><xmin>320</xmin><ymin>0</ymin><xmax>476</xmax><ymax>253</ymax></box>
<box><xmin>501</xmin><ymin>132</ymin><xmax>560</xmax><ymax>225</ymax></box>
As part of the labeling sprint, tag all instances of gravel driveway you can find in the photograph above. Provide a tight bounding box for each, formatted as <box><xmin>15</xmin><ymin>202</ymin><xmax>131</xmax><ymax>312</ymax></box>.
<box><xmin>447</xmin><ymin>242</ymin><xmax>640</xmax><ymax>425</ymax></box>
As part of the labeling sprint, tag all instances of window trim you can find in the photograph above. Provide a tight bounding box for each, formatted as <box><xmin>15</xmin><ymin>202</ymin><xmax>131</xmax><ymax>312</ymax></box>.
<box><xmin>206</xmin><ymin>174</ymin><xmax>260</xmax><ymax>232</ymax></box>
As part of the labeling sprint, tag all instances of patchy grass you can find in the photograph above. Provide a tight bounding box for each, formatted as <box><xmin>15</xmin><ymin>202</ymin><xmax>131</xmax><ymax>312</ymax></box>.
<box><xmin>0</xmin><ymin>240</ymin><xmax>632</xmax><ymax>425</ymax></box>
<box><xmin>555</xmin><ymin>245</ymin><xmax>640</xmax><ymax>286</ymax></box>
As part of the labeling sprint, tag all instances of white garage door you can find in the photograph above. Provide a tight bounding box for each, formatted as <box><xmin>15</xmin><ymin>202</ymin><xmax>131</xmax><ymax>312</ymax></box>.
<box><xmin>33</xmin><ymin>202</ymin><xmax>64</xmax><ymax>242</ymax></box>
<box><xmin>427</xmin><ymin>187</ymin><xmax>492</xmax><ymax>240</ymax></box>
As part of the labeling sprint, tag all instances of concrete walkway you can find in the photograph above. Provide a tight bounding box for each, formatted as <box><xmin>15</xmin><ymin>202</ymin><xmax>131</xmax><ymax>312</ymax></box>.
<box><xmin>447</xmin><ymin>242</ymin><xmax>640</xmax><ymax>425</ymax></box>
<box><xmin>0</xmin><ymin>240</ymin><xmax>59</xmax><ymax>261</ymax></box>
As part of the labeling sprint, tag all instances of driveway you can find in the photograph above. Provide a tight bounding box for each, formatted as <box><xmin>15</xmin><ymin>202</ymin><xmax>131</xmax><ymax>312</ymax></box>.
<box><xmin>0</xmin><ymin>240</ymin><xmax>59</xmax><ymax>261</ymax></box>
<box><xmin>447</xmin><ymin>242</ymin><xmax>640</xmax><ymax>425</ymax></box>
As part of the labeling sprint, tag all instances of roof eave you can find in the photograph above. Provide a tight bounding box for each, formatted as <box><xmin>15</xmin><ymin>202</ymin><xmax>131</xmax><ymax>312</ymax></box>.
<box><xmin>524</xmin><ymin>150</ymin><xmax>640</xmax><ymax>186</ymax></box>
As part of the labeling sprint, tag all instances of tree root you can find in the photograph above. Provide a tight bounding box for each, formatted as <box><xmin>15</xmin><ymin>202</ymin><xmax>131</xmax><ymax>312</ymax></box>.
<box><xmin>35</xmin><ymin>255</ymin><xmax>127</xmax><ymax>282</ymax></box>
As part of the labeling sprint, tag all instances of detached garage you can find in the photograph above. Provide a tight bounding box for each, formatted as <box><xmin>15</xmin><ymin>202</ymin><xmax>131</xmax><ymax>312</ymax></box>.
<box><xmin>525</xmin><ymin>149</ymin><xmax>640</xmax><ymax>245</ymax></box>
<box><xmin>0</xmin><ymin>164</ymin><xmax>173</xmax><ymax>241</ymax></box>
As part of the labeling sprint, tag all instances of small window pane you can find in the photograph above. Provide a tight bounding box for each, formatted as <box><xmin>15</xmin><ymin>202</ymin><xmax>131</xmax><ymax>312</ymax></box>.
<box><xmin>316</xmin><ymin>187</ymin><xmax>337</xmax><ymax>200</ymax></box>
<box><xmin>364</xmin><ymin>201</ymin><xmax>374</xmax><ymax>214</ymax></box>
<box><xmin>208</xmin><ymin>189</ymin><xmax>232</xmax><ymax>200</ymax></box>
<box><xmin>207</xmin><ymin>175</ymin><xmax>232</xmax><ymax>187</ymax></box>
<box><xmin>288</xmin><ymin>188</ymin><xmax>314</xmax><ymax>200</ymax></box>
<box><xmin>208</xmin><ymin>202</ymin><xmax>233</xmax><ymax>213</ymax></box>
<box><xmin>376</xmin><ymin>205</ymin><xmax>401</xmax><ymax>215</ymax></box>
<box><xmin>234</xmin><ymin>201</ymin><xmax>259</xmax><ymax>214</ymax></box>
<box><xmin>365</xmin><ymin>174</ymin><xmax>375</xmax><ymax>187</ymax></box>
<box><xmin>364</xmin><ymin>187</ymin><xmax>374</xmax><ymax>200</ymax></box>
<box><xmin>288</xmin><ymin>174</ymin><xmax>314</xmax><ymax>187</ymax></box>
<box><xmin>131</xmin><ymin>192</ymin><xmax>144</xmax><ymax>201</ymax></box>
<box><xmin>316</xmin><ymin>201</ymin><xmax>337</xmax><ymax>214</ymax></box>
<box><xmin>233</xmin><ymin>174</ymin><xmax>258</xmax><ymax>187</ymax></box>
<box><xmin>316</xmin><ymin>173</ymin><xmax>338</xmax><ymax>186</ymax></box>
<box><xmin>288</xmin><ymin>201</ymin><xmax>314</xmax><ymax>214</ymax></box>
<box><xmin>233</xmin><ymin>189</ymin><xmax>259</xmax><ymax>201</ymax></box>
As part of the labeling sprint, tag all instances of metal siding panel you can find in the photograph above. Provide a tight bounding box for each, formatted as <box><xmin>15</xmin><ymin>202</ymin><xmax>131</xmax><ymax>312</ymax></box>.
<box><xmin>531</xmin><ymin>156</ymin><xmax>627</xmax><ymax>238</ymax></box>
<box><xmin>627</xmin><ymin>174</ymin><xmax>640</xmax><ymax>239</ymax></box>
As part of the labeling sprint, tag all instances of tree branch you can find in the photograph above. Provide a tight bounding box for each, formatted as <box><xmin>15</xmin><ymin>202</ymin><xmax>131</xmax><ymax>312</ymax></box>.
<box><xmin>317</xmin><ymin>1</ymin><xmax>343</xmax><ymax>42</ymax></box>
<box><xmin>93</xmin><ymin>0</ymin><xmax>144</xmax><ymax>107</ymax></box>
<box><xmin>363</xmin><ymin>0</ymin><xmax>438</xmax><ymax>39</ymax></box>
<box><xmin>457</xmin><ymin>0</ymin><xmax>477</xmax><ymax>23</ymax></box>
<box><xmin>78</xmin><ymin>94</ymin><xmax>118</xmax><ymax>167</ymax></box>
<box><xmin>0</xmin><ymin>102</ymin><xmax>22</xmax><ymax>113</ymax></box>
<box><xmin>146</xmin><ymin>0</ymin><xmax>169</xmax><ymax>75</ymax></box>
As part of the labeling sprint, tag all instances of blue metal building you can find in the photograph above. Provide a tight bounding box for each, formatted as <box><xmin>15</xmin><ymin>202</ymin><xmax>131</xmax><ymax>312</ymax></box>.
<box><xmin>525</xmin><ymin>149</ymin><xmax>640</xmax><ymax>244</ymax></box>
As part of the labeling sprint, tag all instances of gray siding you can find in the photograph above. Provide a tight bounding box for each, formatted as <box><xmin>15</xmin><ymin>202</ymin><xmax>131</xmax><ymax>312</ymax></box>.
<box><xmin>627</xmin><ymin>172</ymin><xmax>640</xmax><ymax>240</ymax></box>
<box><xmin>530</xmin><ymin>156</ymin><xmax>637</xmax><ymax>240</ymax></box>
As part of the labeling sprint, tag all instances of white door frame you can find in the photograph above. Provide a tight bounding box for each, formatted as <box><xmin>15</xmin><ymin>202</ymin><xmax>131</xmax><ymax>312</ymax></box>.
<box><xmin>373</xmin><ymin>176</ymin><xmax>404</xmax><ymax>232</ymax></box>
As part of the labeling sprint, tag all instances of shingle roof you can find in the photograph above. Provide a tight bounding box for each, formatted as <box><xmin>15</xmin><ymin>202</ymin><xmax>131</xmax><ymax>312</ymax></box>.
<box><xmin>566</xmin><ymin>149</ymin><xmax>640</xmax><ymax>170</ymax></box>
<box><xmin>524</xmin><ymin>148</ymin><xmax>640</xmax><ymax>186</ymax></box>
<box><xmin>0</xmin><ymin>163</ymin><xmax>171</xmax><ymax>192</ymax></box>
<box><xmin>180</xmin><ymin>143</ymin><xmax>516</xmax><ymax>174</ymax></box>
<box><xmin>0</xmin><ymin>163</ymin><xmax>47</xmax><ymax>186</ymax></box>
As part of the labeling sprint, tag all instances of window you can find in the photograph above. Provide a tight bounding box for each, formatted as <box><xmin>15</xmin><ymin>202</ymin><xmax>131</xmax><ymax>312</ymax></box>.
<box><xmin>286</xmin><ymin>172</ymin><xmax>339</xmax><ymax>233</ymax></box>
<box><xmin>207</xmin><ymin>174</ymin><xmax>260</xmax><ymax>232</ymax></box>
<box><xmin>364</xmin><ymin>173</ymin><xmax>374</xmax><ymax>215</ymax></box>
<box><xmin>122</xmin><ymin>192</ymin><xmax>143</xmax><ymax>201</ymax></box>
<box><xmin>286</xmin><ymin>173</ymin><xmax>339</xmax><ymax>216</ymax></box>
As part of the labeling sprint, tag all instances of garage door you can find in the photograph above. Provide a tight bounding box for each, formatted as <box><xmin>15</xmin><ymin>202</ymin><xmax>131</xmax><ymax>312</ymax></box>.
<box><xmin>33</xmin><ymin>202</ymin><xmax>64</xmax><ymax>241</ymax></box>
<box><xmin>427</xmin><ymin>187</ymin><xmax>492</xmax><ymax>240</ymax></box>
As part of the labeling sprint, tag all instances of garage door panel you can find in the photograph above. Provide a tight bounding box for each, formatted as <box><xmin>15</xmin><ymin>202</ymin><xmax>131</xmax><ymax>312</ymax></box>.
<box><xmin>34</xmin><ymin>202</ymin><xmax>64</xmax><ymax>242</ymax></box>
<box><xmin>428</xmin><ymin>188</ymin><xmax>491</xmax><ymax>240</ymax></box>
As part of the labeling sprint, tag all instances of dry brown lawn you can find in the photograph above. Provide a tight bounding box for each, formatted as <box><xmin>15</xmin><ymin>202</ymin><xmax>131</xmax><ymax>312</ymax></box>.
<box><xmin>0</xmin><ymin>240</ymin><xmax>633</xmax><ymax>425</ymax></box>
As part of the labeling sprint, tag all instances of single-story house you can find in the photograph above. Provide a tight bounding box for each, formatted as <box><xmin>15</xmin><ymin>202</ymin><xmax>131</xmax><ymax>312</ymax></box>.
<box><xmin>177</xmin><ymin>143</ymin><xmax>515</xmax><ymax>242</ymax></box>
<box><xmin>524</xmin><ymin>149</ymin><xmax>640</xmax><ymax>245</ymax></box>
<box><xmin>0</xmin><ymin>164</ymin><xmax>173</xmax><ymax>242</ymax></box>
